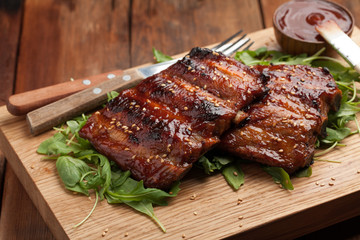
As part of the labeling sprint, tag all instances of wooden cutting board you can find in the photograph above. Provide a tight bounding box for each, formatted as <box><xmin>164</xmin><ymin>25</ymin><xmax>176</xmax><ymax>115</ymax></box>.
<box><xmin>2</xmin><ymin>27</ymin><xmax>360</xmax><ymax>240</ymax></box>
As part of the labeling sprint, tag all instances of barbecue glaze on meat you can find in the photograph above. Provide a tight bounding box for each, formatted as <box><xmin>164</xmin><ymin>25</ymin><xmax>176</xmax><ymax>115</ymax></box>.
<box><xmin>79</xmin><ymin>47</ymin><xmax>267</xmax><ymax>189</ymax></box>
<box><xmin>220</xmin><ymin>65</ymin><xmax>342</xmax><ymax>173</ymax></box>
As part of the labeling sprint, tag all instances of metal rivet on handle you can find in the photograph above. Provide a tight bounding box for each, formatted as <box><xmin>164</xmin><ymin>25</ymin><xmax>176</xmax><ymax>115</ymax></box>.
<box><xmin>107</xmin><ymin>73</ymin><xmax>116</xmax><ymax>79</ymax></box>
<box><xmin>93</xmin><ymin>88</ymin><xmax>102</xmax><ymax>94</ymax></box>
<box><xmin>122</xmin><ymin>75</ymin><xmax>131</xmax><ymax>81</ymax></box>
<box><xmin>83</xmin><ymin>79</ymin><xmax>91</xmax><ymax>85</ymax></box>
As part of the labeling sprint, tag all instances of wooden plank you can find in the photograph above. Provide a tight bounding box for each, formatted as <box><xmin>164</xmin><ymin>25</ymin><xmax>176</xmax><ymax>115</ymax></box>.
<box><xmin>130</xmin><ymin>0</ymin><xmax>263</xmax><ymax>66</ymax></box>
<box><xmin>0</xmin><ymin>0</ymin><xmax>23</xmax><ymax>217</ymax></box>
<box><xmin>2</xmin><ymin>27</ymin><xmax>360</xmax><ymax>239</ymax></box>
<box><xmin>0</xmin><ymin>0</ymin><xmax>22</xmax><ymax>106</ymax></box>
<box><xmin>0</xmin><ymin>167</ymin><xmax>55</xmax><ymax>240</ymax></box>
<box><xmin>15</xmin><ymin>0</ymin><xmax>131</xmax><ymax>92</ymax></box>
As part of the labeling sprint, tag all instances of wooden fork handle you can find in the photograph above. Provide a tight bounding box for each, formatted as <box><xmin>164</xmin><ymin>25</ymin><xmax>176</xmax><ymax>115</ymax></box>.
<box><xmin>6</xmin><ymin>70</ymin><xmax>124</xmax><ymax>116</ymax></box>
<box><xmin>26</xmin><ymin>68</ymin><xmax>144</xmax><ymax>135</ymax></box>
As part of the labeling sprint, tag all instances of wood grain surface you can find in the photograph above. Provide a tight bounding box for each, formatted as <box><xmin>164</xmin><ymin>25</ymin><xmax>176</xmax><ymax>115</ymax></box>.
<box><xmin>2</xmin><ymin>0</ymin><xmax>360</xmax><ymax>239</ymax></box>
<box><xmin>2</xmin><ymin>27</ymin><xmax>360</xmax><ymax>240</ymax></box>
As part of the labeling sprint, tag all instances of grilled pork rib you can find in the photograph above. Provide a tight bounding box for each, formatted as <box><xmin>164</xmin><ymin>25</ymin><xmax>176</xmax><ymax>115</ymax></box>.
<box><xmin>79</xmin><ymin>47</ymin><xmax>267</xmax><ymax>189</ymax></box>
<box><xmin>220</xmin><ymin>65</ymin><xmax>342</xmax><ymax>173</ymax></box>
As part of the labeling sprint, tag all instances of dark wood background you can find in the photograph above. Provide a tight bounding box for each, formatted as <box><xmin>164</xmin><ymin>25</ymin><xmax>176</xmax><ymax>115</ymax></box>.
<box><xmin>1</xmin><ymin>0</ymin><xmax>360</xmax><ymax>239</ymax></box>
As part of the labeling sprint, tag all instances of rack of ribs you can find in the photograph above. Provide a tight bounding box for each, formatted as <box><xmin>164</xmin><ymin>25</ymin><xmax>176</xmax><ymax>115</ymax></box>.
<box><xmin>79</xmin><ymin>47</ymin><xmax>267</xmax><ymax>189</ymax></box>
<box><xmin>220</xmin><ymin>64</ymin><xmax>342</xmax><ymax>174</ymax></box>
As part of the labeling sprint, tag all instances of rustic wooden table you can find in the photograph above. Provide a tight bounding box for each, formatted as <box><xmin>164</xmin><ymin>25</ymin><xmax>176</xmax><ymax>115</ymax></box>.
<box><xmin>1</xmin><ymin>0</ymin><xmax>360</xmax><ymax>239</ymax></box>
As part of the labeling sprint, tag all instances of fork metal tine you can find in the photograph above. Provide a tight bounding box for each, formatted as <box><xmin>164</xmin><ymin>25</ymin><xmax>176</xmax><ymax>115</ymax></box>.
<box><xmin>221</xmin><ymin>35</ymin><xmax>250</xmax><ymax>56</ymax></box>
<box><xmin>138</xmin><ymin>30</ymin><xmax>251</xmax><ymax>77</ymax></box>
<box><xmin>212</xmin><ymin>29</ymin><xmax>243</xmax><ymax>51</ymax></box>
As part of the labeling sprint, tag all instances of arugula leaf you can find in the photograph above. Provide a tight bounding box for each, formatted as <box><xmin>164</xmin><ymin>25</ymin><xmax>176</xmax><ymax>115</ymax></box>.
<box><xmin>56</xmin><ymin>156</ymin><xmax>92</xmax><ymax>195</ymax></box>
<box><xmin>152</xmin><ymin>48</ymin><xmax>173</xmax><ymax>63</ymax></box>
<box><xmin>222</xmin><ymin>163</ymin><xmax>244</xmax><ymax>190</ymax></box>
<box><xmin>107</xmin><ymin>91</ymin><xmax>119</xmax><ymax>102</ymax></box>
<box><xmin>262</xmin><ymin>166</ymin><xmax>294</xmax><ymax>190</ymax></box>
<box><xmin>295</xmin><ymin>166</ymin><xmax>312</xmax><ymax>178</ymax></box>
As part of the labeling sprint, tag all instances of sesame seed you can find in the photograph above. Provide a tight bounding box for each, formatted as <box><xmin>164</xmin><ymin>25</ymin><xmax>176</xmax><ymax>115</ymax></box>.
<box><xmin>147</xmin><ymin>159</ymin><xmax>150</xmax><ymax>162</ymax></box>
<box><xmin>290</xmin><ymin>91</ymin><xmax>296</xmax><ymax>95</ymax></box>
<box><xmin>124</xmin><ymin>148</ymin><xmax>130</xmax><ymax>151</ymax></box>
<box><xmin>193</xmin><ymin>77</ymin><xmax>197</xmax><ymax>81</ymax></box>
<box><xmin>182</xmin><ymin>234</ymin><xmax>186</xmax><ymax>239</ymax></box>
<box><xmin>184</xmin><ymin>107</ymin><xmax>188</xmax><ymax>110</ymax></box>
<box><xmin>247</xmin><ymin>90</ymin><xmax>251</xmax><ymax>94</ymax></box>
<box><xmin>195</xmin><ymin>86</ymin><xmax>200</xmax><ymax>89</ymax></box>
<box><xmin>329</xmin><ymin>182</ymin><xmax>334</xmax><ymax>186</ymax></box>
<box><xmin>130</xmin><ymin>102</ymin><xmax>136</xmax><ymax>105</ymax></box>
<box><xmin>191</xmin><ymin>69</ymin><xmax>195</xmax><ymax>72</ymax></box>
<box><xmin>190</xmin><ymin>193</ymin><xmax>197</xmax><ymax>200</ymax></box>
<box><xmin>282</xmin><ymin>86</ymin><xmax>286</xmax><ymax>90</ymax></box>
<box><xmin>315</xmin><ymin>181</ymin><xmax>319</xmax><ymax>185</ymax></box>
<box><xmin>279</xmin><ymin>149</ymin><xmax>284</xmax><ymax>153</ymax></box>
<box><xmin>193</xmin><ymin>211</ymin><xmax>198</xmax><ymax>216</ymax></box>
<box><xmin>154</xmin><ymin>106</ymin><xmax>159</xmax><ymax>110</ymax></box>
<box><xmin>229</xmin><ymin>84</ymin><xmax>233</xmax><ymax>88</ymax></box>
<box><xmin>300</xmin><ymin>78</ymin><xmax>305</xmax><ymax>82</ymax></box>
<box><xmin>213</xmin><ymin>76</ymin><xmax>216</xmax><ymax>80</ymax></box>
<box><xmin>122</xmin><ymin>126</ymin><xmax>128</xmax><ymax>129</ymax></box>
<box><xmin>95</xmin><ymin>111</ymin><xmax>100</xmax><ymax>115</ymax></box>
<box><xmin>320</xmin><ymin>183</ymin><xmax>325</xmax><ymax>187</ymax></box>
<box><xmin>167</xmin><ymin>80</ymin><xmax>172</xmax><ymax>83</ymax></box>
<box><xmin>124</xmin><ymin>232</ymin><xmax>129</xmax><ymax>237</ymax></box>
<box><xmin>116</xmin><ymin>122</ymin><xmax>121</xmax><ymax>127</ymax></box>
<box><xmin>169</xmin><ymin>88</ymin><xmax>173</xmax><ymax>91</ymax></box>
<box><xmin>233</xmin><ymin>171</ymin><xmax>238</xmax><ymax>176</ymax></box>
<box><xmin>331</xmin><ymin>177</ymin><xmax>336</xmax><ymax>181</ymax></box>
<box><xmin>142</xmin><ymin>108</ymin><xmax>146</xmax><ymax>112</ymax></box>
<box><xmin>188</xmin><ymin>66</ymin><xmax>192</xmax><ymax>70</ymax></box>
<box><xmin>238</xmin><ymin>216</ymin><xmax>244</xmax><ymax>220</ymax></box>
<box><xmin>132</xmin><ymin>155</ymin><xmax>136</xmax><ymax>159</ymax></box>
<box><xmin>294</xmin><ymin>144</ymin><xmax>298</xmax><ymax>149</ymax></box>
<box><xmin>30</xmin><ymin>165</ymin><xmax>35</xmax><ymax>169</ymax></box>
<box><xmin>239</xmin><ymin>224</ymin><xmax>243</xmax><ymax>227</ymax></box>
<box><xmin>104</xmin><ymin>228</ymin><xmax>108</xmax><ymax>233</ymax></box>
<box><xmin>102</xmin><ymin>232</ymin><xmax>106</xmax><ymax>237</ymax></box>
<box><xmin>162</xmin><ymin>154</ymin><xmax>167</xmax><ymax>158</ymax></box>
<box><xmin>161</xmin><ymin>159</ymin><xmax>164</xmax><ymax>163</ymax></box>
<box><xmin>146</xmin><ymin>99</ymin><xmax>151</xmax><ymax>103</ymax></box>
<box><xmin>203</xmin><ymin>85</ymin><xmax>207</xmax><ymax>89</ymax></box>
<box><xmin>136</xmin><ymin>127</ymin><xmax>140</xmax><ymax>131</ymax></box>
<box><xmin>227</xmin><ymin>100</ymin><xmax>231</xmax><ymax>103</ymax></box>
<box><xmin>135</xmin><ymin>105</ymin><xmax>140</xmax><ymax>108</ymax></box>
<box><xmin>214</xmin><ymin>103</ymin><xmax>220</xmax><ymax>107</ymax></box>
<box><xmin>129</xmin><ymin>106</ymin><xmax>133</xmax><ymax>109</ymax></box>
<box><xmin>201</xmin><ymin>66</ymin><xmax>205</xmax><ymax>69</ymax></box>
<box><xmin>188</xmin><ymin>127</ymin><xmax>192</xmax><ymax>131</ymax></box>
<box><xmin>357</xmin><ymin>170</ymin><xmax>360</xmax><ymax>174</ymax></box>
<box><xmin>161</xmin><ymin>84</ymin><xmax>166</xmax><ymax>87</ymax></box>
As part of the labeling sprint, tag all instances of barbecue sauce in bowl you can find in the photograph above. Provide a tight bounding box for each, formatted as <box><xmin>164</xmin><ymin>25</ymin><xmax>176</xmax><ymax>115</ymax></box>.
<box><xmin>273</xmin><ymin>0</ymin><xmax>354</xmax><ymax>54</ymax></box>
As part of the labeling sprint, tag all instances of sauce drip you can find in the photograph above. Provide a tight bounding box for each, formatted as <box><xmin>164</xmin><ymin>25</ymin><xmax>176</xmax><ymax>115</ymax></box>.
<box><xmin>275</xmin><ymin>0</ymin><xmax>353</xmax><ymax>42</ymax></box>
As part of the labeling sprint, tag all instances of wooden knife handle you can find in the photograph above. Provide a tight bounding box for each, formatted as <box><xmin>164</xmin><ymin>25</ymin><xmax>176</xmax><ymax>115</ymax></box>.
<box><xmin>26</xmin><ymin>68</ymin><xmax>144</xmax><ymax>135</ymax></box>
<box><xmin>7</xmin><ymin>70</ymin><xmax>124</xmax><ymax>116</ymax></box>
